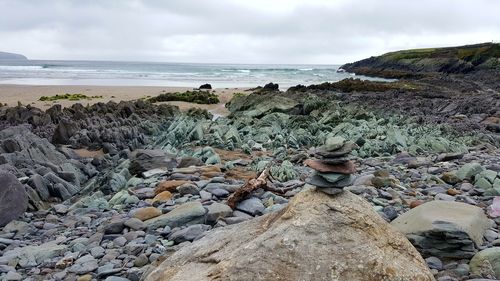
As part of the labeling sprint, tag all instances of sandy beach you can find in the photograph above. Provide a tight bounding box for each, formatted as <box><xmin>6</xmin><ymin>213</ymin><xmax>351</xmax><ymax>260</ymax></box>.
<box><xmin>0</xmin><ymin>84</ymin><xmax>247</xmax><ymax>117</ymax></box>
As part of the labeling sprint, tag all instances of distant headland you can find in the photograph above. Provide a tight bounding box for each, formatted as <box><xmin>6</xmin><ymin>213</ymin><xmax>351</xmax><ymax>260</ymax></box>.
<box><xmin>0</xmin><ymin>51</ymin><xmax>27</xmax><ymax>60</ymax></box>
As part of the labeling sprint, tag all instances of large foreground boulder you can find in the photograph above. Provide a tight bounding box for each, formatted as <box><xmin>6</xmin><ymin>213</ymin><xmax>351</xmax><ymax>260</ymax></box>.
<box><xmin>143</xmin><ymin>187</ymin><xmax>434</xmax><ymax>281</ymax></box>
<box><xmin>0</xmin><ymin>172</ymin><xmax>28</xmax><ymax>226</ymax></box>
<box><xmin>391</xmin><ymin>200</ymin><xmax>491</xmax><ymax>259</ymax></box>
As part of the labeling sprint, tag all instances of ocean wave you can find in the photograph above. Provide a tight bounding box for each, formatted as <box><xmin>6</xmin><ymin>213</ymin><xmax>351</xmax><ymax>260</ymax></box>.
<box><xmin>0</xmin><ymin>65</ymin><xmax>43</xmax><ymax>71</ymax></box>
<box><xmin>220</xmin><ymin>67</ymin><xmax>337</xmax><ymax>73</ymax></box>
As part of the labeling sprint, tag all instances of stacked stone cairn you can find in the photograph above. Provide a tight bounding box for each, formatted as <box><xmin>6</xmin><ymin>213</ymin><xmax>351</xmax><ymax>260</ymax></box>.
<box><xmin>305</xmin><ymin>136</ymin><xmax>358</xmax><ymax>195</ymax></box>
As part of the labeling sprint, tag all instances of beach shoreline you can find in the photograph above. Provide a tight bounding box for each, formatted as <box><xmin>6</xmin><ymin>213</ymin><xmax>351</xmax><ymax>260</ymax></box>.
<box><xmin>0</xmin><ymin>84</ymin><xmax>248</xmax><ymax>117</ymax></box>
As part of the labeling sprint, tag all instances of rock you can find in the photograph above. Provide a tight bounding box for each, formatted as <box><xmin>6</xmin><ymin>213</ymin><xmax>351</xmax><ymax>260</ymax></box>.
<box><xmin>208</xmin><ymin>188</ymin><xmax>229</xmax><ymax>197</ymax></box>
<box><xmin>236</xmin><ymin>197</ymin><xmax>265</xmax><ymax>216</ymax></box>
<box><xmin>129</xmin><ymin>149</ymin><xmax>177</xmax><ymax>176</ymax></box>
<box><xmin>168</xmin><ymin>224</ymin><xmax>211</xmax><ymax>243</ymax></box>
<box><xmin>151</xmin><ymin>191</ymin><xmax>173</xmax><ymax>203</ymax></box>
<box><xmin>304</xmin><ymin>159</ymin><xmax>356</xmax><ymax>174</ymax></box>
<box><xmin>456</xmin><ymin>163</ymin><xmax>484</xmax><ymax>180</ymax></box>
<box><xmin>306</xmin><ymin>173</ymin><xmax>354</xmax><ymax>189</ymax></box>
<box><xmin>441</xmin><ymin>172</ymin><xmax>461</xmax><ymax>185</ymax></box>
<box><xmin>199</xmin><ymin>84</ymin><xmax>212</xmax><ymax>90</ymax></box>
<box><xmin>103</xmin><ymin>221</ymin><xmax>125</xmax><ymax>234</ymax></box>
<box><xmin>77</xmin><ymin>275</ymin><xmax>92</xmax><ymax>281</ymax></box>
<box><xmin>4</xmin><ymin>271</ymin><xmax>23</xmax><ymax>281</ymax></box>
<box><xmin>176</xmin><ymin>183</ymin><xmax>200</xmax><ymax>195</ymax></box>
<box><xmin>155</xmin><ymin>180</ymin><xmax>191</xmax><ymax>194</ymax></box>
<box><xmin>177</xmin><ymin>156</ymin><xmax>204</xmax><ymax>168</ymax></box>
<box><xmin>0</xmin><ymin>172</ymin><xmax>28</xmax><ymax>226</ymax></box>
<box><xmin>316</xmin><ymin>142</ymin><xmax>358</xmax><ymax>158</ymax></box>
<box><xmin>105</xmin><ymin>277</ymin><xmax>131</xmax><ymax>281</ymax></box>
<box><xmin>144</xmin><ymin>187</ymin><xmax>434</xmax><ymax>281</ymax></box>
<box><xmin>391</xmin><ymin>200</ymin><xmax>491</xmax><ymax>258</ymax></box>
<box><xmin>124</xmin><ymin>218</ymin><xmax>146</xmax><ymax>230</ymax></box>
<box><xmin>425</xmin><ymin>256</ymin><xmax>443</xmax><ymax>270</ymax></box>
<box><xmin>113</xmin><ymin>236</ymin><xmax>127</xmax><ymax>247</ymax></box>
<box><xmin>145</xmin><ymin>201</ymin><xmax>206</xmax><ymax>230</ymax></box>
<box><xmin>1</xmin><ymin>220</ymin><xmax>31</xmax><ymax>234</ymax></box>
<box><xmin>68</xmin><ymin>255</ymin><xmax>98</xmax><ymax>274</ymax></box>
<box><xmin>0</xmin><ymin>240</ymin><xmax>68</xmax><ymax>268</ymax></box>
<box><xmin>469</xmin><ymin>247</ymin><xmax>500</xmax><ymax>278</ymax></box>
<box><xmin>134</xmin><ymin>254</ymin><xmax>149</xmax><ymax>267</ymax></box>
<box><xmin>205</xmin><ymin>202</ymin><xmax>233</xmax><ymax>224</ymax></box>
<box><xmin>52</xmin><ymin>119</ymin><xmax>78</xmax><ymax>144</ymax></box>
<box><xmin>323</xmin><ymin>136</ymin><xmax>346</xmax><ymax>151</ymax></box>
<box><xmin>90</xmin><ymin>246</ymin><xmax>106</xmax><ymax>258</ymax></box>
<box><xmin>133</xmin><ymin>207</ymin><xmax>163</xmax><ymax>221</ymax></box>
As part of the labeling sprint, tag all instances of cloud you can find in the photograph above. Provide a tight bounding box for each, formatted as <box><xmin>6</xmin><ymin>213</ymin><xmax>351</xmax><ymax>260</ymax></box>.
<box><xmin>0</xmin><ymin>0</ymin><xmax>499</xmax><ymax>63</ymax></box>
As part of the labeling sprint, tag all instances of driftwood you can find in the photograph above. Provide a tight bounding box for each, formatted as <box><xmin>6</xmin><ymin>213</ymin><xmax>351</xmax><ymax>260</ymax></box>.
<box><xmin>227</xmin><ymin>168</ymin><xmax>270</xmax><ymax>209</ymax></box>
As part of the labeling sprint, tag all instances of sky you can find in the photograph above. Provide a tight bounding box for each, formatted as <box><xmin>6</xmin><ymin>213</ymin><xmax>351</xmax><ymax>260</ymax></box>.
<box><xmin>0</xmin><ymin>0</ymin><xmax>499</xmax><ymax>64</ymax></box>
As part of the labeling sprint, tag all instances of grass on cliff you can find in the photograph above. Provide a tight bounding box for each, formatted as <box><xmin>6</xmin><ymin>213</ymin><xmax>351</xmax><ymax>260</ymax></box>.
<box><xmin>383</xmin><ymin>42</ymin><xmax>500</xmax><ymax>65</ymax></box>
<box><xmin>287</xmin><ymin>78</ymin><xmax>419</xmax><ymax>93</ymax></box>
<box><xmin>149</xmin><ymin>91</ymin><xmax>220</xmax><ymax>104</ymax></box>
<box><xmin>39</xmin><ymin>93</ymin><xmax>103</xmax><ymax>102</ymax></box>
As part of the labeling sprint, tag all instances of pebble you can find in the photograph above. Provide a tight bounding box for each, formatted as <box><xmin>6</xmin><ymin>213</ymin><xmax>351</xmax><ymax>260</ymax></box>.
<box><xmin>236</xmin><ymin>198</ymin><xmax>265</xmax><ymax>216</ymax></box>
<box><xmin>133</xmin><ymin>254</ymin><xmax>149</xmax><ymax>267</ymax></box>
<box><xmin>4</xmin><ymin>271</ymin><xmax>23</xmax><ymax>281</ymax></box>
<box><xmin>425</xmin><ymin>256</ymin><xmax>443</xmax><ymax>270</ymax></box>
<box><xmin>113</xmin><ymin>236</ymin><xmax>128</xmax><ymax>247</ymax></box>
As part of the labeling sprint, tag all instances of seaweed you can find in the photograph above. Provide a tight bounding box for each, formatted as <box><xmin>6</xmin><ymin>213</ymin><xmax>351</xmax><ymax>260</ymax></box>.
<box><xmin>148</xmin><ymin>91</ymin><xmax>219</xmax><ymax>104</ymax></box>
<box><xmin>39</xmin><ymin>93</ymin><xmax>103</xmax><ymax>102</ymax></box>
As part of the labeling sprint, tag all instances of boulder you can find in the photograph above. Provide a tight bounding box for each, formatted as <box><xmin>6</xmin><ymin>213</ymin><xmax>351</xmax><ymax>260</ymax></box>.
<box><xmin>143</xmin><ymin>187</ymin><xmax>434</xmax><ymax>281</ymax></box>
<box><xmin>129</xmin><ymin>150</ymin><xmax>177</xmax><ymax>176</ymax></box>
<box><xmin>469</xmin><ymin>247</ymin><xmax>500</xmax><ymax>278</ymax></box>
<box><xmin>391</xmin><ymin>200</ymin><xmax>491</xmax><ymax>258</ymax></box>
<box><xmin>0</xmin><ymin>172</ymin><xmax>28</xmax><ymax>226</ymax></box>
<box><xmin>199</xmin><ymin>84</ymin><xmax>212</xmax><ymax>90</ymax></box>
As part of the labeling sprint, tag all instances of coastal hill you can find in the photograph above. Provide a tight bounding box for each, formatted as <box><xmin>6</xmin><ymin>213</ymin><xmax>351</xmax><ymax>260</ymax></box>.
<box><xmin>341</xmin><ymin>42</ymin><xmax>500</xmax><ymax>79</ymax></box>
<box><xmin>0</xmin><ymin>51</ymin><xmax>28</xmax><ymax>60</ymax></box>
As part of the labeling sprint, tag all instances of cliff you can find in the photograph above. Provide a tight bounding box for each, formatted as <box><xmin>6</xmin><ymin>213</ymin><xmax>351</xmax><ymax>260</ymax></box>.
<box><xmin>341</xmin><ymin>42</ymin><xmax>500</xmax><ymax>79</ymax></box>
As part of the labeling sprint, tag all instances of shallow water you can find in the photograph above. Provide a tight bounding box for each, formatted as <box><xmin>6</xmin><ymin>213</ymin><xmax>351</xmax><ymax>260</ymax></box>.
<box><xmin>0</xmin><ymin>60</ymin><xmax>388</xmax><ymax>88</ymax></box>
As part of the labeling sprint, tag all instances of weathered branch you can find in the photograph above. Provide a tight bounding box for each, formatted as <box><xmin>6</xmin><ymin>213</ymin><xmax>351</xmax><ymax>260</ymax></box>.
<box><xmin>227</xmin><ymin>168</ymin><xmax>270</xmax><ymax>209</ymax></box>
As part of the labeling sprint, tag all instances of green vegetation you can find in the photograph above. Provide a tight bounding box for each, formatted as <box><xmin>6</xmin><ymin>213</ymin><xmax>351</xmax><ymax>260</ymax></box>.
<box><xmin>288</xmin><ymin>78</ymin><xmax>419</xmax><ymax>93</ymax></box>
<box><xmin>383</xmin><ymin>43</ymin><xmax>500</xmax><ymax>64</ymax></box>
<box><xmin>39</xmin><ymin>93</ymin><xmax>103</xmax><ymax>102</ymax></box>
<box><xmin>148</xmin><ymin>91</ymin><xmax>219</xmax><ymax>104</ymax></box>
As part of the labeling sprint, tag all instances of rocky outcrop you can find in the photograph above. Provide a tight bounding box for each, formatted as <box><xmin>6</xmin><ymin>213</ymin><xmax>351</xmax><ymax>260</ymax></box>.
<box><xmin>1</xmin><ymin>101</ymin><xmax>180</xmax><ymax>151</ymax></box>
<box><xmin>144</xmin><ymin>188</ymin><xmax>434</xmax><ymax>281</ymax></box>
<box><xmin>341</xmin><ymin>42</ymin><xmax>500</xmax><ymax>79</ymax></box>
<box><xmin>225</xmin><ymin>92</ymin><xmax>299</xmax><ymax>118</ymax></box>
<box><xmin>0</xmin><ymin>172</ymin><xmax>28</xmax><ymax>226</ymax></box>
<box><xmin>391</xmin><ymin>200</ymin><xmax>491</xmax><ymax>259</ymax></box>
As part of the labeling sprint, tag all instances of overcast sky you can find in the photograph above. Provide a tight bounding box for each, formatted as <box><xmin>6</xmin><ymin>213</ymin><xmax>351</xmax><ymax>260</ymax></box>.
<box><xmin>0</xmin><ymin>0</ymin><xmax>499</xmax><ymax>64</ymax></box>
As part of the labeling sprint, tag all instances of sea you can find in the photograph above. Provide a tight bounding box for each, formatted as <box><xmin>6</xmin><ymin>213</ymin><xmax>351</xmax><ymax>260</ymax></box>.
<box><xmin>0</xmin><ymin>60</ymin><xmax>384</xmax><ymax>89</ymax></box>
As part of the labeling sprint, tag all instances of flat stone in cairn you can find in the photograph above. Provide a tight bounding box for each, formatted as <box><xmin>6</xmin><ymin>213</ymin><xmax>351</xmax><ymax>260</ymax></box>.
<box><xmin>305</xmin><ymin>136</ymin><xmax>357</xmax><ymax>195</ymax></box>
